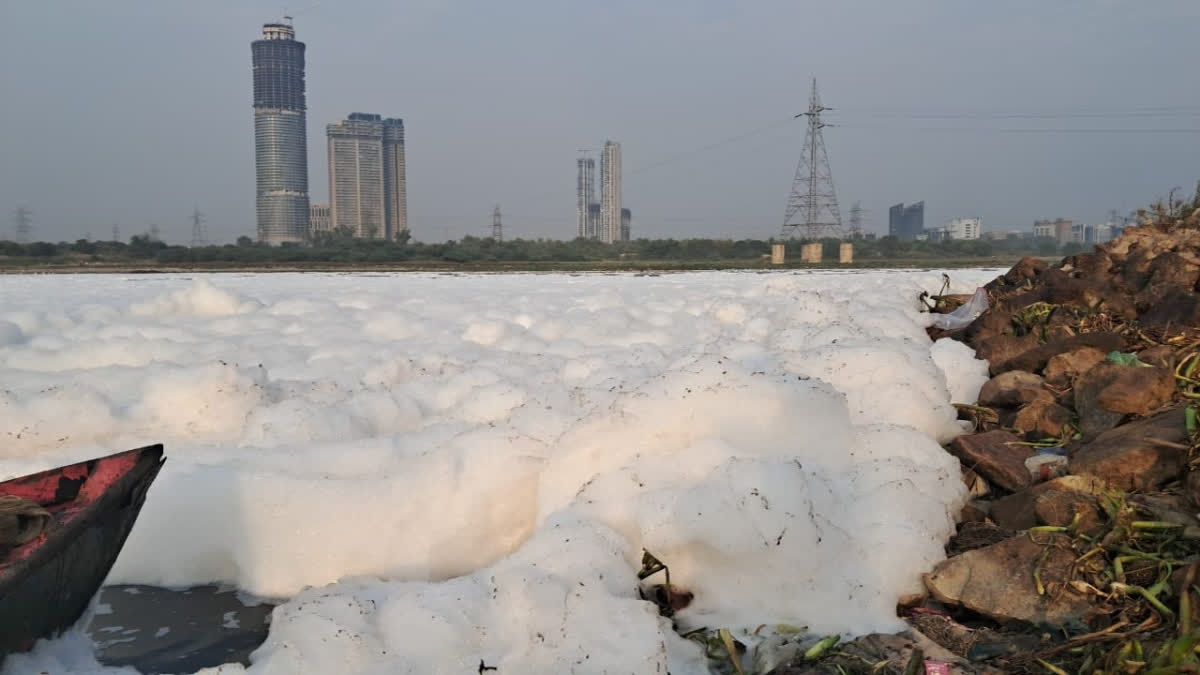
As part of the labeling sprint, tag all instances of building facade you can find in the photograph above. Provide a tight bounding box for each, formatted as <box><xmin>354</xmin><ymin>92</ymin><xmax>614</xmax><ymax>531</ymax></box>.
<box><xmin>1033</xmin><ymin>218</ymin><xmax>1074</xmax><ymax>243</ymax></box>
<box><xmin>577</xmin><ymin>158</ymin><xmax>596</xmax><ymax>239</ymax></box>
<box><xmin>309</xmin><ymin>203</ymin><xmax>331</xmax><ymax>235</ymax></box>
<box><xmin>382</xmin><ymin>118</ymin><xmax>408</xmax><ymax>237</ymax></box>
<box><xmin>252</xmin><ymin>21</ymin><xmax>310</xmax><ymax>244</ymax></box>
<box><xmin>620</xmin><ymin>208</ymin><xmax>631</xmax><ymax>242</ymax></box>
<box><xmin>947</xmin><ymin>217</ymin><xmax>981</xmax><ymax>240</ymax></box>
<box><xmin>600</xmin><ymin>141</ymin><xmax>622</xmax><ymax>244</ymax></box>
<box><xmin>888</xmin><ymin>202</ymin><xmax>925</xmax><ymax>240</ymax></box>
<box><xmin>326</xmin><ymin>113</ymin><xmax>408</xmax><ymax>240</ymax></box>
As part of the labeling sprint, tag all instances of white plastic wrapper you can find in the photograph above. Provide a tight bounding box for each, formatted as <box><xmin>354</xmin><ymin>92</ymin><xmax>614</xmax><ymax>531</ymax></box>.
<box><xmin>929</xmin><ymin>287</ymin><xmax>989</xmax><ymax>330</ymax></box>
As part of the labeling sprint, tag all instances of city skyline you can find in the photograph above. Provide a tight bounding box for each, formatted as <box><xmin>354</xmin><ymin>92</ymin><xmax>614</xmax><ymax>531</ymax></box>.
<box><xmin>2</xmin><ymin>2</ymin><xmax>1199</xmax><ymax>244</ymax></box>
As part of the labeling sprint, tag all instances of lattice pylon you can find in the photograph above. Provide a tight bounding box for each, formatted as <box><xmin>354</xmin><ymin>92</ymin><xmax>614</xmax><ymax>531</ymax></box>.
<box><xmin>781</xmin><ymin>78</ymin><xmax>843</xmax><ymax>240</ymax></box>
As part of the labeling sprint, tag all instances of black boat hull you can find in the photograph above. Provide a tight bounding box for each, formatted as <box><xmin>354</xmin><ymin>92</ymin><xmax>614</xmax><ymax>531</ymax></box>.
<box><xmin>0</xmin><ymin>445</ymin><xmax>164</xmax><ymax>662</ymax></box>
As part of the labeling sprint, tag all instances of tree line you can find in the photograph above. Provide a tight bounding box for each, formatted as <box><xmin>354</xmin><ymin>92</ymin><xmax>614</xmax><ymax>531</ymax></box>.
<box><xmin>0</xmin><ymin>231</ymin><xmax>1099</xmax><ymax>265</ymax></box>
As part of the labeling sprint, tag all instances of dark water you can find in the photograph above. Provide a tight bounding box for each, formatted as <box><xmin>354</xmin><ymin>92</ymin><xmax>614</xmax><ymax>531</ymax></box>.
<box><xmin>86</xmin><ymin>584</ymin><xmax>275</xmax><ymax>673</ymax></box>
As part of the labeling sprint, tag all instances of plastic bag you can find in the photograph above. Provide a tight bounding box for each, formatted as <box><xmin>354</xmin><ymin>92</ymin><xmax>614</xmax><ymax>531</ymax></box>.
<box><xmin>929</xmin><ymin>287</ymin><xmax>988</xmax><ymax>330</ymax></box>
<box><xmin>1025</xmin><ymin>452</ymin><xmax>1068</xmax><ymax>483</ymax></box>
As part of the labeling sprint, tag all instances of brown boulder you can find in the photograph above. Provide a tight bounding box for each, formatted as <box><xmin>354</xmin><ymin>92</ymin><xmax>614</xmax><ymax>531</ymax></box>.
<box><xmin>1060</xmin><ymin>250</ymin><xmax>1113</xmax><ymax>278</ymax></box>
<box><xmin>1138</xmin><ymin>345</ymin><xmax>1176</xmax><ymax>369</ymax></box>
<box><xmin>1094</xmin><ymin>365</ymin><xmax>1174</xmax><ymax>415</ymax></box>
<box><xmin>1012</xmin><ymin>400</ymin><xmax>1073</xmax><ymax>439</ymax></box>
<box><xmin>947</xmin><ymin>430</ymin><xmax>1034</xmax><ymax>493</ymax></box>
<box><xmin>987</xmin><ymin>256</ymin><xmax>1048</xmax><ymax>292</ymax></box>
<box><xmin>978</xmin><ymin>371</ymin><xmax>1049</xmax><ymax>408</ymax></box>
<box><xmin>996</xmin><ymin>332</ymin><xmax>1125</xmax><ymax>375</ymax></box>
<box><xmin>924</xmin><ymin>533</ymin><xmax>1094</xmax><ymax>626</ymax></box>
<box><xmin>1073</xmin><ymin>362</ymin><xmax>1174</xmax><ymax>439</ymax></box>
<box><xmin>1140</xmin><ymin>289</ymin><xmax>1200</xmax><ymax>328</ymax></box>
<box><xmin>1135</xmin><ymin>251</ymin><xmax>1200</xmax><ymax>310</ymax></box>
<box><xmin>1044</xmin><ymin>347</ymin><xmax>1106</xmax><ymax>388</ymax></box>
<box><xmin>989</xmin><ymin>475</ymin><xmax>1108</xmax><ymax>530</ymax></box>
<box><xmin>1069</xmin><ymin>407</ymin><xmax>1188</xmax><ymax>490</ymax></box>
<box><xmin>974</xmin><ymin>334</ymin><xmax>1038</xmax><ymax>374</ymax></box>
<box><xmin>1034</xmin><ymin>490</ymin><xmax>1103</xmax><ymax>535</ymax></box>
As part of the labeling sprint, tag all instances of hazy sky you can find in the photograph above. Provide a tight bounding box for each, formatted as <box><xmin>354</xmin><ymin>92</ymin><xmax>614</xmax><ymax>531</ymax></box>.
<box><xmin>2</xmin><ymin>0</ymin><xmax>1199</xmax><ymax>244</ymax></box>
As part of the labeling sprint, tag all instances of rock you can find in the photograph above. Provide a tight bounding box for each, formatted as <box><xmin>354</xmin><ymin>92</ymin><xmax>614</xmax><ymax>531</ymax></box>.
<box><xmin>1074</xmin><ymin>362</ymin><xmax>1174</xmax><ymax>439</ymax></box>
<box><xmin>1138</xmin><ymin>345</ymin><xmax>1176</xmax><ymax>369</ymax></box>
<box><xmin>960</xmin><ymin>501</ymin><xmax>989</xmax><ymax>523</ymax></box>
<box><xmin>1012</xmin><ymin>400</ymin><xmax>1073</xmax><ymax>439</ymax></box>
<box><xmin>1129</xmin><ymin>494</ymin><xmax>1200</xmax><ymax>539</ymax></box>
<box><xmin>1044</xmin><ymin>347</ymin><xmax>1107</xmax><ymax>388</ymax></box>
<box><xmin>995</xmin><ymin>332</ymin><xmax>1125</xmax><ymax>376</ymax></box>
<box><xmin>947</xmin><ymin>430</ymin><xmax>1034</xmax><ymax>493</ymax></box>
<box><xmin>1136</xmin><ymin>251</ymin><xmax>1200</xmax><ymax>311</ymax></box>
<box><xmin>1187</xmin><ymin>470</ymin><xmax>1200</xmax><ymax>510</ymax></box>
<box><xmin>1074</xmin><ymin>362</ymin><xmax>1175</xmax><ymax>439</ymax></box>
<box><xmin>1034</xmin><ymin>490</ymin><xmax>1103</xmax><ymax>535</ymax></box>
<box><xmin>924</xmin><ymin>534</ymin><xmax>1094</xmax><ymax>626</ymax></box>
<box><xmin>1141</xmin><ymin>289</ymin><xmax>1200</xmax><ymax>328</ymax></box>
<box><xmin>1070</xmin><ymin>407</ymin><xmax>1188</xmax><ymax>490</ymax></box>
<box><xmin>1060</xmin><ymin>250</ymin><xmax>1113</xmax><ymax>279</ymax></box>
<box><xmin>1096</xmin><ymin>364</ymin><xmax>1175</xmax><ymax>415</ymax></box>
<box><xmin>974</xmin><ymin>335</ymin><xmax>1038</xmax><ymax>374</ymax></box>
<box><xmin>989</xmin><ymin>475</ymin><xmax>1108</xmax><ymax>530</ymax></box>
<box><xmin>978</xmin><ymin>371</ymin><xmax>1049</xmax><ymax>408</ymax></box>
<box><xmin>987</xmin><ymin>256</ymin><xmax>1048</xmax><ymax>292</ymax></box>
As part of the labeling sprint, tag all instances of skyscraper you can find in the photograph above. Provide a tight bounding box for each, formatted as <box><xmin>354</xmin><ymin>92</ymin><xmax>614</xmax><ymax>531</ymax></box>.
<box><xmin>887</xmin><ymin>201</ymin><xmax>925</xmax><ymax>240</ymax></box>
<box><xmin>620</xmin><ymin>208</ymin><xmax>631</xmax><ymax>242</ymax></box>
<box><xmin>600</xmin><ymin>141</ymin><xmax>622</xmax><ymax>244</ymax></box>
<box><xmin>326</xmin><ymin>113</ymin><xmax>408</xmax><ymax>240</ymax></box>
<box><xmin>251</xmin><ymin>21</ymin><xmax>310</xmax><ymax>244</ymax></box>
<box><xmin>576</xmin><ymin>157</ymin><xmax>596</xmax><ymax>239</ymax></box>
<box><xmin>382</xmin><ymin>118</ymin><xmax>408</xmax><ymax>238</ymax></box>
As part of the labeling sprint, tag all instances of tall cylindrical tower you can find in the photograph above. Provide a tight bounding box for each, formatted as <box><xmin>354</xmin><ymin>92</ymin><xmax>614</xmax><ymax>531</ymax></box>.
<box><xmin>251</xmin><ymin>21</ymin><xmax>310</xmax><ymax>244</ymax></box>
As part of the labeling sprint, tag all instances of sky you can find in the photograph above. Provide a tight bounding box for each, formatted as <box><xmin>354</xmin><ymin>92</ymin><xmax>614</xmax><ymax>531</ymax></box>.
<box><xmin>1</xmin><ymin>0</ymin><xmax>1199</xmax><ymax>245</ymax></box>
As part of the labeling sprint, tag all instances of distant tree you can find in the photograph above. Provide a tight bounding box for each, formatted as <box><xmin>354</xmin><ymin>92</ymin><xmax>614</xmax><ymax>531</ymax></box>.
<box><xmin>1033</xmin><ymin>236</ymin><xmax>1059</xmax><ymax>256</ymax></box>
<box><xmin>27</xmin><ymin>242</ymin><xmax>58</xmax><ymax>257</ymax></box>
<box><xmin>1060</xmin><ymin>242</ymin><xmax>1084</xmax><ymax>256</ymax></box>
<box><xmin>236</xmin><ymin>236</ymin><xmax>254</xmax><ymax>247</ymax></box>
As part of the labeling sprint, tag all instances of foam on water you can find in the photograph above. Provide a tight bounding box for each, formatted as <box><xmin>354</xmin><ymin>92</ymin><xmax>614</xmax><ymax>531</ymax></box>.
<box><xmin>0</xmin><ymin>269</ymin><xmax>996</xmax><ymax>674</ymax></box>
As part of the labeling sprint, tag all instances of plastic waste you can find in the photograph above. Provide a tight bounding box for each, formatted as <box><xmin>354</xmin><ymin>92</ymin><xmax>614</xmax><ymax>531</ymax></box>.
<box><xmin>1025</xmin><ymin>451</ymin><xmax>1068</xmax><ymax>483</ymax></box>
<box><xmin>929</xmin><ymin>287</ymin><xmax>988</xmax><ymax>330</ymax></box>
<box><xmin>924</xmin><ymin>660</ymin><xmax>951</xmax><ymax>675</ymax></box>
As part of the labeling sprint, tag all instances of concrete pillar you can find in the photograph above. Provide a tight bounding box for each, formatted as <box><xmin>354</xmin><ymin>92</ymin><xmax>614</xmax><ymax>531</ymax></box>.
<box><xmin>770</xmin><ymin>243</ymin><xmax>786</xmax><ymax>265</ymax></box>
<box><xmin>839</xmin><ymin>242</ymin><xmax>854</xmax><ymax>264</ymax></box>
<box><xmin>801</xmin><ymin>242</ymin><xmax>822</xmax><ymax>264</ymax></box>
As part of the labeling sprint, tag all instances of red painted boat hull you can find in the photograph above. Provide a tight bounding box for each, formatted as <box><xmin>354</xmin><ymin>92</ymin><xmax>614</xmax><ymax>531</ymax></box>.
<box><xmin>0</xmin><ymin>444</ymin><xmax>164</xmax><ymax>662</ymax></box>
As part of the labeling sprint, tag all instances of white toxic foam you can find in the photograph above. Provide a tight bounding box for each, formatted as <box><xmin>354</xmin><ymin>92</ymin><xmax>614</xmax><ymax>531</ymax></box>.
<box><xmin>0</xmin><ymin>269</ymin><xmax>996</xmax><ymax>674</ymax></box>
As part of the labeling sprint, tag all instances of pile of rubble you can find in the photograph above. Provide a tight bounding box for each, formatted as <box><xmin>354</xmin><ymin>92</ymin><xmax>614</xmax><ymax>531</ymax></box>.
<box><xmin>771</xmin><ymin>206</ymin><xmax>1200</xmax><ymax>674</ymax></box>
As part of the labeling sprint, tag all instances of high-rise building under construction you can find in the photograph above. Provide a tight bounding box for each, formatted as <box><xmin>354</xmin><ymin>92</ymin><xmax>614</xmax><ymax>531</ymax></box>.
<box><xmin>576</xmin><ymin>157</ymin><xmax>596</xmax><ymax>238</ymax></box>
<box><xmin>251</xmin><ymin>21</ymin><xmax>310</xmax><ymax>244</ymax></box>
<box><xmin>326</xmin><ymin>113</ymin><xmax>408</xmax><ymax>240</ymax></box>
<box><xmin>599</xmin><ymin>141</ymin><xmax>622</xmax><ymax>244</ymax></box>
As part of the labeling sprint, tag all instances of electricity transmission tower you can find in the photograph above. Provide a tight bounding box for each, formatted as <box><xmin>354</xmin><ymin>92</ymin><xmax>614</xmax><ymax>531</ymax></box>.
<box><xmin>190</xmin><ymin>206</ymin><xmax>208</xmax><ymax>247</ymax></box>
<box><xmin>492</xmin><ymin>205</ymin><xmax>503</xmax><ymax>242</ymax></box>
<box><xmin>780</xmin><ymin>79</ymin><xmax>843</xmax><ymax>239</ymax></box>
<box><xmin>12</xmin><ymin>206</ymin><xmax>32</xmax><ymax>243</ymax></box>
<box><xmin>848</xmin><ymin>202</ymin><xmax>864</xmax><ymax>239</ymax></box>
